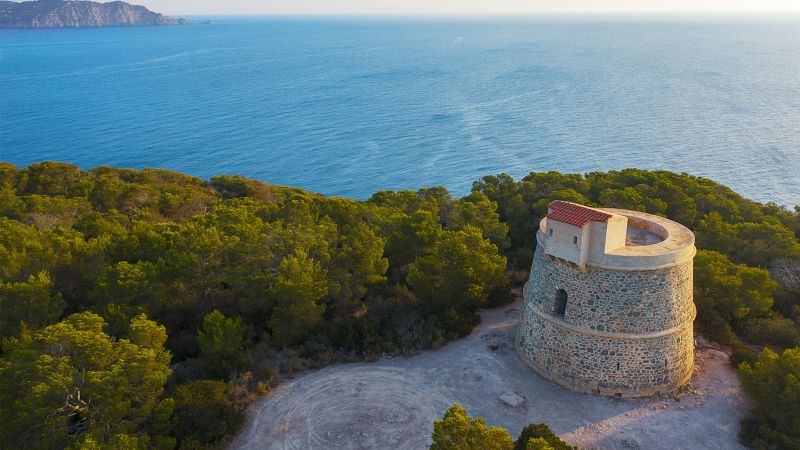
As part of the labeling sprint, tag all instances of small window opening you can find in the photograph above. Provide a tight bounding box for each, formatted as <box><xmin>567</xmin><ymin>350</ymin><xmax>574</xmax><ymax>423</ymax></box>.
<box><xmin>549</xmin><ymin>228</ymin><xmax>553</xmax><ymax>236</ymax></box>
<box><xmin>664</xmin><ymin>359</ymin><xmax>668</xmax><ymax>368</ymax></box>
<box><xmin>573</xmin><ymin>236</ymin><xmax>578</xmax><ymax>245</ymax></box>
<box><xmin>616</xmin><ymin>362</ymin><xmax>620</xmax><ymax>370</ymax></box>
<box><xmin>554</xmin><ymin>289</ymin><xmax>567</xmax><ymax>316</ymax></box>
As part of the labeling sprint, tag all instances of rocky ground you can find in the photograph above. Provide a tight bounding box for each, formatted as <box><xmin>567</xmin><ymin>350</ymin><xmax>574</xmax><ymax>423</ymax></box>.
<box><xmin>770</xmin><ymin>257</ymin><xmax>800</xmax><ymax>290</ymax></box>
<box><xmin>233</xmin><ymin>297</ymin><xmax>750</xmax><ymax>450</ymax></box>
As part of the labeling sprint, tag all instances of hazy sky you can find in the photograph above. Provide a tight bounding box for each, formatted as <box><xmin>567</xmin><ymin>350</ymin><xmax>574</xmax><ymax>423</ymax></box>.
<box><xmin>146</xmin><ymin>0</ymin><xmax>800</xmax><ymax>16</ymax></box>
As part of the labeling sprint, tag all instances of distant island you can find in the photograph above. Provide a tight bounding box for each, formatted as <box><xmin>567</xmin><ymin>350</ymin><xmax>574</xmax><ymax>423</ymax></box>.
<box><xmin>0</xmin><ymin>0</ymin><xmax>186</xmax><ymax>28</ymax></box>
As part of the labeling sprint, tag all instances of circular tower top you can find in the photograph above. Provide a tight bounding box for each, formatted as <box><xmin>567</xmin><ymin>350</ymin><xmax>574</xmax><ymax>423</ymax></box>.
<box><xmin>540</xmin><ymin>201</ymin><xmax>695</xmax><ymax>271</ymax></box>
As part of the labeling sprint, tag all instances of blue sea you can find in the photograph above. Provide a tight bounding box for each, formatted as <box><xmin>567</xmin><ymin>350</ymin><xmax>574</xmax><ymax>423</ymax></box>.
<box><xmin>1</xmin><ymin>16</ymin><xmax>799</xmax><ymax>205</ymax></box>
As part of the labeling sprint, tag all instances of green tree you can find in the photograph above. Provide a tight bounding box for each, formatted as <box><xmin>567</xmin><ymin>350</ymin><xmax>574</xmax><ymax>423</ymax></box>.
<box><xmin>0</xmin><ymin>312</ymin><xmax>173</xmax><ymax>449</ymax></box>
<box><xmin>694</xmin><ymin>250</ymin><xmax>776</xmax><ymax>326</ymax></box>
<box><xmin>90</xmin><ymin>260</ymin><xmax>165</xmax><ymax>337</ymax></box>
<box><xmin>0</xmin><ymin>217</ymin><xmax>77</xmax><ymax>281</ymax></box>
<box><xmin>430</xmin><ymin>404</ymin><xmax>514</xmax><ymax>450</ymax></box>
<box><xmin>597</xmin><ymin>187</ymin><xmax>645</xmax><ymax>211</ymax></box>
<box><xmin>696</xmin><ymin>213</ymin><xmax>800</xmax><ymax>267</ymax></box>
<box><xmin>328</xmin><ymin>222</ymin><xmax>388</xmax><ymax>311</ymax></box>
<box><xmin>210</xmin><ymin>174</ymin><xmax>277</xmax><ymax>203</ymax></box>
<box><xmin>268</xmin><ymin>250</ymin><xmax>328</xmax><ymax>346</ymax></box>
<box><xmin>368</xmin><ymin>188</ymin><xmax>440</xmax><ymax>216</ymax></box>
<box><xmin>472</xmin><ymin>173</ymin><xmax>532</xmax><ymax>251</ymax></box>
<box><xmin>448</xmin><ymin>191</ymin><xmax>510</xmax><ymax>251</ymax></box>
<box><xmin>0</xmin><ymin>162</ymin><xmax>18</xmax><ymax>188</ymax></box>
<box><xmin>652</xmin><ymin>180</ymin><xmax>696</xmax><ymax>225</ymax></box>
<box><xmin>385</xmin><ymin>210</ymin><xmax>443</xmax><ymax>271</ymax></box>
<box><xmin>197</xmin><ymin>310</ymin><xmax>244</xmax><ymax>378</ymax></box>
<box><xmin>730</xmin><ymin>221</ymin><xmax>800</xmax><ymax>267</ymax></box>
<box><xmin>15</xmin><ymin>161</ymin><xmax>92</xmax><ymax>198</ymax></box>
<box><xmin>407</xmin><ymin>226</ymin><xmax>509</xmax><ymax>315</ymax></box>
<box><xmin>525</xmin><ymin>438</ymin><xmax>554</xmax><ymax>450</ymax></box>
<box><xmin>513</xmin><ymin>423</ymin><xmax>575</xmax><ymax>450</ymax></box>
<box><xmin>738</xmin><ymin>347</ymin><xmax>800</xmax><ymax>448</ymax></box>
<box><xmin>0</xmin><ymin>270</ymin><xmax>65</xmax><ymax>338</ymax></box>
<box><xmin>0</xmin><ymin>185</ymin><xmax>24</xmax><ymax>219</ymax></box>
<box><xmin>744</xmin><ymin>316</ymin><xmax>800</xmax><ymax>349</ymax></box>
<box><xmin>172</xmin><ymin>380</ymin><xmax>244</xmax><ymax>446</ymax></box>
<box><xmin>694</xmin><ymin>212</ymin><xmax>735</xmax><ymax>255</ymax></box>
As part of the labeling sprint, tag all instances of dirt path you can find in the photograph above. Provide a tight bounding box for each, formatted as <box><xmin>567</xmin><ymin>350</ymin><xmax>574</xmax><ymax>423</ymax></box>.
<box><xmin>233</xmin><ymin>299</ymin><xmax>749</xmax><ymax>449</ymax></box>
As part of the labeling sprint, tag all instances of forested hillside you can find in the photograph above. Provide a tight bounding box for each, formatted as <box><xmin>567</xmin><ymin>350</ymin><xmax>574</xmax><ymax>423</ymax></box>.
<box><xmin>1</xmin><ymin>162</ymin><xmax>798</xmax><ymax>449</ymax></box>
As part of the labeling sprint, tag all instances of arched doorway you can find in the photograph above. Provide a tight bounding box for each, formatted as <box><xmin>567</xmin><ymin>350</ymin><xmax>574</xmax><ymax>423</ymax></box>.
<box><xmin>555</xmin><ymin>289</ymin><xmax>568</xmax><ymax>317</ymax></box>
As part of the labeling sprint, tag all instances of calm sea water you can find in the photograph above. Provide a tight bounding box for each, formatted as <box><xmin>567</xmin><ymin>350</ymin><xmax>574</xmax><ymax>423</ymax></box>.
<box><xmin>1</xmin><ymin>16</ymin><xmax>799</xmax><ymax>205</ymax></box>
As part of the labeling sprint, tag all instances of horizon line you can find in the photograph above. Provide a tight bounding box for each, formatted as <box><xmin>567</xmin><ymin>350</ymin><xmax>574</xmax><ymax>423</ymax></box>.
<box><xmin>168</xmin><ymin>10</ymin><xmax>800</xmax><ymax>17</ymax></box>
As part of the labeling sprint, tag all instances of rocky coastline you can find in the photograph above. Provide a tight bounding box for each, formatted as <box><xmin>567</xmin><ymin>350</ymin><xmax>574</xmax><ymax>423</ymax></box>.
<box><xmin>0</xmin><ymin>0</ymin><xmax>186</xmax><ymax>28</ymax></box>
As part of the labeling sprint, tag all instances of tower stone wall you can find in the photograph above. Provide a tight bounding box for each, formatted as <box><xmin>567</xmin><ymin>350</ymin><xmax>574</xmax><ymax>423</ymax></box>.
<box><xmin>516</xmin><ymin>203</ymin><xmax>696</xmax><ymax>397</ymax></box>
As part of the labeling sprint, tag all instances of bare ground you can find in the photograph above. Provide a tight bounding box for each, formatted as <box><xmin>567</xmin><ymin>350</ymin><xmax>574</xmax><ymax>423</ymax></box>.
<box><xmin>233</xmin><ymin>297</ymin><xmax>750</xmax><ymax>450</ymax></box>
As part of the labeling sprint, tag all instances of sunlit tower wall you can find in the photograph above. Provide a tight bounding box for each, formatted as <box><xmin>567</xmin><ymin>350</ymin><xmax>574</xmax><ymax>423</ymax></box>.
<box><xmin>516</xmin><ymin>201</ymin><xmax>696</xmax><ymax>397</ymax></box>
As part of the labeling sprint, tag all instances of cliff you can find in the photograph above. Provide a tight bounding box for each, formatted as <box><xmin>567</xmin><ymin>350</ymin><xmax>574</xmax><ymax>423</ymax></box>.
<box><xmin>0</xmin><ymin>0</ymin><xmax>186</xmax><ymax>28</ymax></box>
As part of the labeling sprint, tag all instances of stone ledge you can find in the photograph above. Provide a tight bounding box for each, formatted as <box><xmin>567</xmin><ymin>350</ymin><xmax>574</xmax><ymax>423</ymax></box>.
<box><xmin>588</xmin><ymin>246</ymin><xmax>696</xmax><ymax>271</ymax></box>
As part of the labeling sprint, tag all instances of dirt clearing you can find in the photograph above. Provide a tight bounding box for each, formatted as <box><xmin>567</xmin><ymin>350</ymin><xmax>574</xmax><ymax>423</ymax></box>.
<box><xmin>233</xmin><ymin>297</ymin><xmax>749</xmax><ymax>449</ymax></box>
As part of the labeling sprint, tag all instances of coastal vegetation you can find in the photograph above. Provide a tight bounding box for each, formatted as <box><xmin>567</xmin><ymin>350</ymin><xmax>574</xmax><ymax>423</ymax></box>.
<box><xmin>1</xmin><ymin>162</ymin><xmax>798</xmax><ymax>448</ymax></box>
<box><xmin>430</xmin><ymin>404</ymin><xmax>574</xmax><ymax>450</ymax></box>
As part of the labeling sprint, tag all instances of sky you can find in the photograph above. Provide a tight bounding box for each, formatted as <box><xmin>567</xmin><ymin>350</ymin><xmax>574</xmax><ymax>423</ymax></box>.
<box><xmin>145</xmin><ymin>0</ymin><xmax>800</xmax><ymax>16</ymax></box>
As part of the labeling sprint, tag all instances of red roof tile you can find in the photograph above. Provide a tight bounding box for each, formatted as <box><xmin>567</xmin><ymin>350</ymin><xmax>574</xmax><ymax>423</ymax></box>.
<box><xmin>547</xmin><ymin>201</ymin><xmax>612</xmax><ymax>227</ymax></box>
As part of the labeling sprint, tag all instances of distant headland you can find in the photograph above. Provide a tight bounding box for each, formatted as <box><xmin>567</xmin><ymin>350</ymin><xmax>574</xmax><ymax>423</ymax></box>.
<box><xmin>0</xmin><ymin>0</ymin><xmax>186</xmax><ymax>28</ymax></box>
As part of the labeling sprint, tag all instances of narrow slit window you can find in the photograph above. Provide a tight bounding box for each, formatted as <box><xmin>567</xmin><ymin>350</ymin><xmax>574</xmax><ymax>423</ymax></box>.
<box><xmin>554</xmin><ymin>289</ymin><xmax>567</xmax><ymax>316</ymax></box>
<box><xmin>616</xmin><ymin>362</ymin><xmax>620</xmax><ymax>370</ymax></box>
<box><xmin>573</xmin><ymin>236</ymin><xmax>578</xmax><ymax>244</ymax></box>
<box><xmin>549</xmin><ymin>228</ymin><xmax>553</xmax><ymax>236</ymax></box>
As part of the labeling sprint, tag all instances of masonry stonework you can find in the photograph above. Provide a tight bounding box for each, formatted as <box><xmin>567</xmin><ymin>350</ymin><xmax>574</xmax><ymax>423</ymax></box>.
<box><xmin>516</xmin><ymin>202</ymin><xmax>696</xmax><ymax>397</ymax></box>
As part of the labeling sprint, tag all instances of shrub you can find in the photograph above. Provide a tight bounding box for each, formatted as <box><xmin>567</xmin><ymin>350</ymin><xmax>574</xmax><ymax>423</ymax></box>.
<box><xmin>738</xmin><ymin>347</ymin><xmax>800</xmax><ymax>448</ymax></box>
<box><xmin>744</xmin><ymin>316</ymin><xmax>800</xmax><ymax>349</ymax></box>
<box><xmin>514</xmin><ymin>424</ymin><xmax>576</xmax><ymax>450</ymax></box>
<box><xmin>430</xmin><ymin>404</ymin><xmax>514</xmax><ymax>450</ymax></box>
<box><xmin>172</xmin><ymin>380</ymin><xmax>244</xmax><ymax>446</ymax></box>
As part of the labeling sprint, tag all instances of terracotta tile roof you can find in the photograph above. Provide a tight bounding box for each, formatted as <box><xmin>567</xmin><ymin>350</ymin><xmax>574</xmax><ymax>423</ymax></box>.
<box><xmin>547</xmin><ymin>201</ymin><xmax>612</xmax><ymax>227</ymax></box>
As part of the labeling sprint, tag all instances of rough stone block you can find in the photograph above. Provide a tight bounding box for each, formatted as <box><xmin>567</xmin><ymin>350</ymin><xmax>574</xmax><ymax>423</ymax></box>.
<box><xmin>499</xmin><ymin>391</ymin><xmax>524</xmax><ymax>407</ymax></box>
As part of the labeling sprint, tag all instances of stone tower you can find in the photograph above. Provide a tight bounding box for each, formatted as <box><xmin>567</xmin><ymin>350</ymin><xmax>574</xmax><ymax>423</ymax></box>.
<box><xmin>516</xmin><ymin>201</ymin><xmax>696</xmax><ymax>397</ymax></box>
